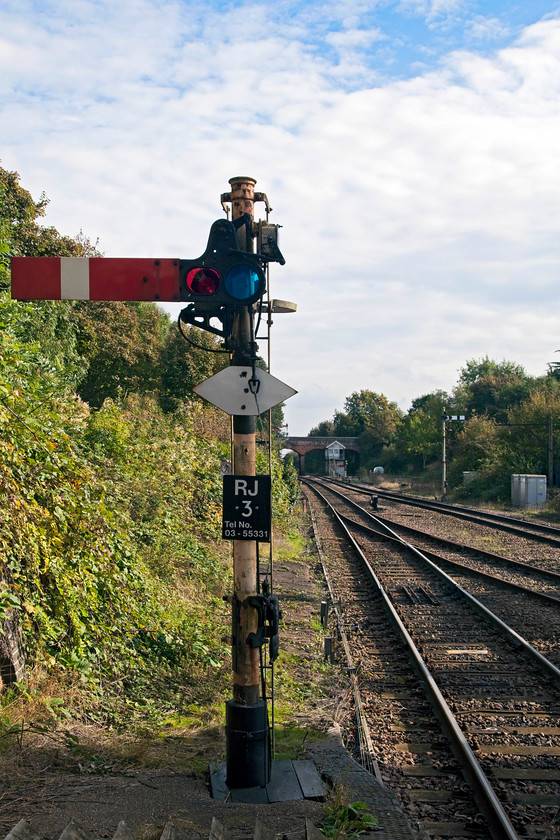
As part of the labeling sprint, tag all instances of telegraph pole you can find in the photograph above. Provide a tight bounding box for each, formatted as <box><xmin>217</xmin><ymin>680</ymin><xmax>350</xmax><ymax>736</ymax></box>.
<box><xmin>441</xmin><ymin>410</ymin><xmax>448</xmax><ymax>502</ymax></box>
<box><xmin>229</xmin><ymin>177</ymin><xmax>261</xmax><ymax>698</ymax></box>
<box><xmin>548</xmin><ymin>417</ymin><xmax>554</xmax><ymax>488</ymax></box>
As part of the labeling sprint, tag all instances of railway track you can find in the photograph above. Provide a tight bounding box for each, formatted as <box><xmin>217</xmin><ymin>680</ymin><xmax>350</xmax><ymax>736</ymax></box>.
<box><xmin>326</xmin><ymin>478</ymin><xmax>560</xmax><ymax>578</ymax></box>
<box><xmin>303</xmin><ymin>478</ymin><xmax>560</xmax><ymax>840</ymax></box>
<box><xmin>316</xmin><ymin>479</ymin><xmax>560</xmax><ymax>672</ymax></box>
<box><xmin>326</xmin><ymin>478</ymin><xmax>560</xmax><ymax>549</ymax></box>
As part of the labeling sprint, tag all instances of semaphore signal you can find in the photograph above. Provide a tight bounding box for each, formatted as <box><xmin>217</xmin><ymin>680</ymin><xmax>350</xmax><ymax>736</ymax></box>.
<box><xmin>11</xmin><ymin>256</ymin><xmax>181</xmax><ymax>302</ymax></box>
<box><xmin>12</xmin><ymin>219</ymin><xmax>270</xmax><ymax>308</ymax></box>
<box><xmin>10</xmin><ymin>175</ymin><xmax>297</xmax><ymax>797</ymax></box>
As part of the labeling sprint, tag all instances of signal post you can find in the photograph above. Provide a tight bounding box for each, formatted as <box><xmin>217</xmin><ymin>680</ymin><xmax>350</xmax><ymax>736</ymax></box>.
<box><xmin>226</xmin><ymin>177</ymin><xmax>268</xmax><ymax>787</ymax></box>
<box><xmin>229</xmin><ymin>176</ymin><xmax>262</xmax><ymax>705</ymax></box>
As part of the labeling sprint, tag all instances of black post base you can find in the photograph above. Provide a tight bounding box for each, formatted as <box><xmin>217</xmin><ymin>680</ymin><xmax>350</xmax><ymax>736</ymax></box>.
<box><xmin>225</xmin><ymin>699</ymin><xmax>270</xmax><ymax>789</ymax></box>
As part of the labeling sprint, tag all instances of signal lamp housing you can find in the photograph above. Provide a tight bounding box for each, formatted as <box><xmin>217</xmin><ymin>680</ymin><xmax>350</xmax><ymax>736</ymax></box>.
<box><xmin>179</xmin><ymin>219</ymin><xmax>266</xmax><ymax>306</ymax></box>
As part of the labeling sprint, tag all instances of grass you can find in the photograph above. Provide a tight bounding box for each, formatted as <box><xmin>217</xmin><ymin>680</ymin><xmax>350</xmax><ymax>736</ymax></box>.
<box><xmin>475</xmin><ymin>535</ymin><xmax>506</xmax><ymax>550</ymax></box>
<box><xmin>0</xmin><ymin>511</ymin><xmax>341</xmax><ymax>785</ymax></box>
<box><xmin>273</xmin><ymin>527</ymin><xmax>311</xmax><ymax>564</ymax></box>
<box><xmin>273</xmin><ymin>722</ymin><xmax>325</xmax><ymax>761</ymax></box>
<box><xmin>0</xmin><ymin>661</ymin><xmax>231</xmax><ymax>780</ymax></box>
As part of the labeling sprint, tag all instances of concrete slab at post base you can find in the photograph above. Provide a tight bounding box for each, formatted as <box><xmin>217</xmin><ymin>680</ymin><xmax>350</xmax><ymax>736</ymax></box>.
<box><xmin>211</xmin><ymin>759</ymin><xmax>324</xmax><ymax>803</ymax></box>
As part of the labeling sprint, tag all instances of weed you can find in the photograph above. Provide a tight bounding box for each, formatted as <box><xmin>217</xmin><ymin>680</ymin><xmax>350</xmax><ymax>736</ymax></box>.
<box><xmin>310</xmin><ymin>615</ymin><xmax>324</xmax><ymax>634</ymax></box>
<box><xmin>273</xmin><ymin>522</ymin><xmax>312</xmax><ymax>564</ymax></box>
<box><xmin>322</xmin><ymin>785</ymin><xmax>379</xmax><ymax>838</ymax></box>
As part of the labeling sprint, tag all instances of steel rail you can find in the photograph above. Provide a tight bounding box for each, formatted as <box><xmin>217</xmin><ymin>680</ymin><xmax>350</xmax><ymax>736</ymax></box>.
<box><xmin>320</xmin><ymin>475</ymin><xmax>560</xmax><ymax>582</ymax></box>
<box><xmin>325</xmin><ymin>493</ymin><xmax>560</xmax><ymax>604</ymax></box>
<box><xmin>305</xmin><ymin>488</ymin><xmax>380</xmax><ymax>781</ymax></box>
<box><xmin>305</xmin><ymin>479</ymin><xmax>519</xmax><ymax>840</ymax></box>
<box><xmin>370</xmin><ymin>510</ymin><xmax>560</xmax><ymax>584</ymax></box>
<box><xmin>317</xmin><ymin>476</ymin><xmax>560</xmax><ymax>604</ymax></box>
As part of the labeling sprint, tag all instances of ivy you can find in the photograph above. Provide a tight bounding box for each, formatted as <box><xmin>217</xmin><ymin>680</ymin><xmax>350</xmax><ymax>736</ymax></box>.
<box><xmin>0</xmin><ymin>296</ymin><xmax>221</xmax><ymax>714</ymax></box>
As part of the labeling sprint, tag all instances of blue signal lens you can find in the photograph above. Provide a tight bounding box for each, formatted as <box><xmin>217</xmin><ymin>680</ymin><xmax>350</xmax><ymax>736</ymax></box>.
<box><xmin>224</xmin><ymin>264</ymin><xmax>262</xmax><ymax>302</ymax></box>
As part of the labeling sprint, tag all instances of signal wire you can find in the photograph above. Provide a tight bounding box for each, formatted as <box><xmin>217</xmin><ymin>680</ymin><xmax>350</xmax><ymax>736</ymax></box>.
<box><xmin>177</xmin><ymin>314</ymin><xmax>229</xmax><ymax>353</ymax></box>
<box><xmin>248</xmin><ymin>306</ymin><xmax>263</xmax><ymax>417</ymax></box>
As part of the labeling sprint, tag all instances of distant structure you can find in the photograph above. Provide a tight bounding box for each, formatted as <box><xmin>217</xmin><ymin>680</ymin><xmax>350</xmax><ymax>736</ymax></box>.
<box><xmin>283</xmin><ymin>436</ymin><xmax>360</xmax><ymax>475</ymax></box>
<box><xmin>325</xmin><ymin>440</ymin><xmax>347</xmax><ymax>477</ymax></box>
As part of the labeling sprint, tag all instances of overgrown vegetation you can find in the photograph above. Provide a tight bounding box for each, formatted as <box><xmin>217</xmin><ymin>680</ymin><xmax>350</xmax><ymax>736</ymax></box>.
<box><xmin>1</xmin><ymin>291</ymin><xmax>227</xmax><ymax>726</ymax></box>
<box><xmin>0</xmin><ymin>165</ymin><xmax>299</xmax><ymax>748</ymax></box>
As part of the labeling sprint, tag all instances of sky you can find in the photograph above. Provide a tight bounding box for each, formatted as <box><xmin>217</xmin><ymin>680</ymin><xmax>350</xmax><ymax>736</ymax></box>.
<box><xmin>2</xmin><ymin>0</ymin><xmax>560</xmax><ymax>435</ymax></box>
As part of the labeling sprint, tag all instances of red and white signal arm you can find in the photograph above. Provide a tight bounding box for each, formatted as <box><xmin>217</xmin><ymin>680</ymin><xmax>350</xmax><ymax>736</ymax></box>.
<box><xmin>10</xmin><ymin>257</ymin><xmax>182</xmax><ymax>302</ymax></box>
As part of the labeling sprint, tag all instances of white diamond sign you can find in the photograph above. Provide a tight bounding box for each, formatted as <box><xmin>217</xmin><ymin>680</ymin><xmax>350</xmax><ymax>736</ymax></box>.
<box><xmin>193</xmin><ymin>366</ymin><xmax>297</xmax><ymax>416</ymax></box>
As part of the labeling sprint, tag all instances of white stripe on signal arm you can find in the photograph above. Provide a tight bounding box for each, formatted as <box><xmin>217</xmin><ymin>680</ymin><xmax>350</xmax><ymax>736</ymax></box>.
<box><xmin>61</xmin><ymin>257</ymin><xmax>90</xmax><ymax>299</ymax></box>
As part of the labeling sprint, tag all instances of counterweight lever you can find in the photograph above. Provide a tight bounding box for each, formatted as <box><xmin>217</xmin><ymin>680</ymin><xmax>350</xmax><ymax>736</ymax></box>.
<box><xmin>245</xmin><ymin>580</ymin><xmax>281</xmax><ymax>662</ymax></box>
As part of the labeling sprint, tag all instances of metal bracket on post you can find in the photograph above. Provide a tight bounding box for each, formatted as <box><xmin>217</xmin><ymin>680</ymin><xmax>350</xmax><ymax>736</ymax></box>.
<box><xmin>256</xmin><ymin>221</ymin><xmax>285</xmax><ymax>265</ymax></box>
<box><xmin>244</xmin><ymin>584</ymin><xmax>282</xmax><ymax>663</ymax></box>
<box><xmin>179</xmin><ymin>303</ymin><xmax>236</xmax><ymax>346</ymax></box>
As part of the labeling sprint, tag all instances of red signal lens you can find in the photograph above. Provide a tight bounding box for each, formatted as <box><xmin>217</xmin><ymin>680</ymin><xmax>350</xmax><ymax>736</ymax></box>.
<box><xmin>186</xmin><ymin>267</ymin><xmax>221</xmax><ymax>295</ymax></box>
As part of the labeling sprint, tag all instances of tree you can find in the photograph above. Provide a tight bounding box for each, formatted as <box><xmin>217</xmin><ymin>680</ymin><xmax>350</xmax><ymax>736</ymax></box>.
<box><xmin>1</xmin><ymin>165</ymin><xmax>102</xmax><ymax>385</ymax></box>
<box><xmin>466</xmin><ymin>375</ymin><xmax>533</xmax><ymax>423</ymax></box>
<box><xmin>1</xmin><ymin>165</ymin><xmax>234</xmax><ymax>413</ymax></box>
<box><xmin>0</xmin><ymin>165</ymin><xmax>100</xmax><ymax>293</ymax></box>
<box><xmin>309</xmin><ymin>420</ymin><xmax>335</xmax><ymax>437</ymax></box>
<box><xmin>73</xmin><ymin>301</ymin><xmax>168</xmax><ymax>407</ymax></box>
<box><xmin>159</xmin><ymin>322</ymin><xmax>227</xmax><ymax>412</ymax></box>
<box><xmin>447</xmin><ymin>380</ymin><xmax>560</xmax><ymax>500</ymax></box>
<box><xmin>334</xmin><ymin>390</ymin><xmax>402</xmax><ymax>468</ymax></box>
<box><xmin>396</xmin><ymin>390</ymin><xmax>449</xmax><ymax>469</ymax></box>
<box><xmin>458</xmin><ymin>356</ymin><xmax>526</xmax><ymax>387</ymax></box>
<box><xmin>334</xmin><ymin>391</ymin><xmax>401</xmax><ymax>437</ymax></box>
<box><xmin>446</xmin><ymin>415</ymin><xmax>507</xmax><ymax>498</ymax></box>
<box><xmin>504</xmin><ymin>380</ymin><xmax>560</xmax><ymax>476</ymax></box>
<box><xmin>455</xmin><ymin>357</ymin><xmax>534</xmax><ymax>423</ymax></box>
<box><xmin>409</xmin><ymin>389</ymin><xmax>450</xmax><ymax>415</ymax></box>
<box><xmin>398</xmin><ymin>409</ymin><xmax>436</xmax><ymax>469</ymax></box>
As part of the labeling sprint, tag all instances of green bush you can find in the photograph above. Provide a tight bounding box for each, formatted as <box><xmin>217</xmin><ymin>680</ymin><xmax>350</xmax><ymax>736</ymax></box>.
<box><xmin>0</xmin><ymin>292</ymin><xmax>298</xmax><ymax>725</ymax></box>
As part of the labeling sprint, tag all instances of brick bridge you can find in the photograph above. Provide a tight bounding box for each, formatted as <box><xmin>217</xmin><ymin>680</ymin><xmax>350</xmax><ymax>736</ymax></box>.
<box><xmin>283</xmin><ymin>436</ymin><xmax>360</xmax><ymax>474</ymax></box>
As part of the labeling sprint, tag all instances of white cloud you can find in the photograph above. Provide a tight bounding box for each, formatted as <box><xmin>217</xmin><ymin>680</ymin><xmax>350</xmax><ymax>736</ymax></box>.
<box><xmin>2</xmin><ymin>2</ymin><xmax>560</xmax><ymax>434</ymax></box>
<box><xmin>325</xmin><ymin>27</ymin><xmax>386</xmax><ymax>49</ymax></box>
<box><xmin>466</xmin><ymin>15</ymin><xmax>510</xmax><ymax>41</ymax></box>
<box><xmin>397</xmin><ymin>0</ymin><xmax>466</xmax><ymax>24</ymax></box>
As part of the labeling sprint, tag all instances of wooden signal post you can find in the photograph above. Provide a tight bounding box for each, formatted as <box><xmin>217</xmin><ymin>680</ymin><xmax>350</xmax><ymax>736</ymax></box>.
<box><xmin>223</xmin><ymin>177</ymin><xmax>269</xmax><ymax>788</ymax></box>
